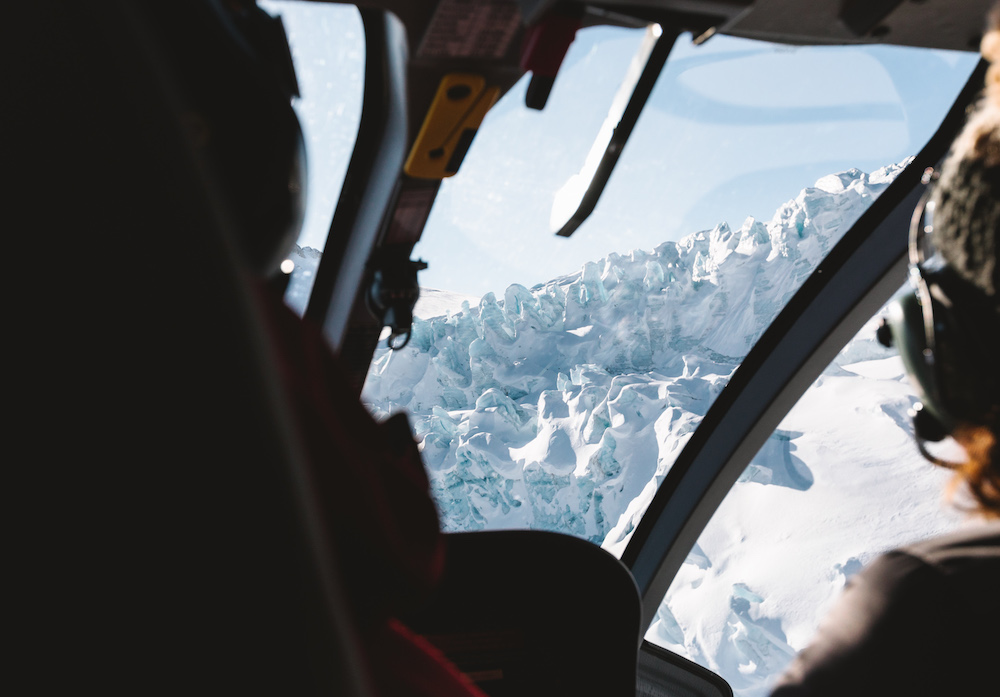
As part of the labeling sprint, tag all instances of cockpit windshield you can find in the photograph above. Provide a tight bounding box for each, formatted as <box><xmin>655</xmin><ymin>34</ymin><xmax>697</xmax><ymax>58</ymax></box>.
<box><xmin>359</xmin><ymin>25</ymin><xmax>977</xmax><ymax>550</ymax></box>
<box><xmin>264</xmin><ymin>0</ymin><xmax>978</xmax><ymax>583</ymax></box>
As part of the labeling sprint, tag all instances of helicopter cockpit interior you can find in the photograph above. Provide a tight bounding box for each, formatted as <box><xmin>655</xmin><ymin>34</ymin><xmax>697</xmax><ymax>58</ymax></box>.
<box><xmin>15</xmin><ymin>1</ymin><xmax>994</xmax><ymax>695</ymax></box>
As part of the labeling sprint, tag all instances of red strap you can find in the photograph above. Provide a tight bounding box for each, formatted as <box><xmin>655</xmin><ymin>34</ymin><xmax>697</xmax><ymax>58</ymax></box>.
<box><xmin>371</xmin><ymin>620</ymin><xmax>490</xmax><ymax>697</ymax></box>
<box><xmin>519</xmin><ymin>13</ymin><xmax>580</xmax><ymax>77</ymax></box>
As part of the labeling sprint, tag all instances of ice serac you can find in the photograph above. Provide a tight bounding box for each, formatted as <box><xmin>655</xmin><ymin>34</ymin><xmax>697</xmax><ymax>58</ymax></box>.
<box><xmin>362</xmin><ymin>162</ymin><xmax>908</xmax><ymax>547</ymax></box>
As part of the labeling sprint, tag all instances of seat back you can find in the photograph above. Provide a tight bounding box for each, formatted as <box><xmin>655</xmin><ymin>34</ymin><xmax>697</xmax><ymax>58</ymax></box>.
<box><xmin>405</xmin><ymin>530</ymin><xmax>642</xmax><ymax>697</ymax></box>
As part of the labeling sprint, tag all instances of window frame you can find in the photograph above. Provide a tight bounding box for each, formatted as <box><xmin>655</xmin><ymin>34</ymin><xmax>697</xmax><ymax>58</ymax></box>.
<box><xmin>621</xmin><ymin>58</ymin><xmax>988</xmax><ymax>630</ymax></box>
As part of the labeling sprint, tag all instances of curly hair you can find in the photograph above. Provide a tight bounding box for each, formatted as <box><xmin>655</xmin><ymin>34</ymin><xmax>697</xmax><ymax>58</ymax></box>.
<box><xmin>947</xmin><ymin>422</ymin><xmax>1000</xmax><ymax>518</ymax></box>
<box><xmin>930</xmin><ymin>9</ymin><xmax>1000</xmax><ymax>519</ymax></box>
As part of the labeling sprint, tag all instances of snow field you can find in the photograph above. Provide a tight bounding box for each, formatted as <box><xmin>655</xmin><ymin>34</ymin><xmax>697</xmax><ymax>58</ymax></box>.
<box><xmin>651</xmin><ymin>329</ymin><xmax>964</xmax><ymax>695</ymax></box>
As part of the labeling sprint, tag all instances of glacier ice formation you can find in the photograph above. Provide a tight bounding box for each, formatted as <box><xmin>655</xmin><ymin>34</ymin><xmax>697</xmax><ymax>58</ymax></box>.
<box><xmin>362</xmin><ymin>162</ymin><xmax>908</xmax><ymax>547</ymax></box>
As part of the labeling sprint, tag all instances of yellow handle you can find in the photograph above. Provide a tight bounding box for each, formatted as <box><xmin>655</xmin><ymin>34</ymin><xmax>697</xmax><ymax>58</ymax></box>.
<box><xmin>404</xmin><ymin>74</ymin><xmax>499</xmax><ymax>179</ymax></box>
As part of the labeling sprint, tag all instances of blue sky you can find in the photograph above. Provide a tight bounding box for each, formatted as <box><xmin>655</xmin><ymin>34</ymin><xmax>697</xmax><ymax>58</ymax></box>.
<box><xmin>270</xmin><ymin>1</ymin><xmax>978</xmax><ymax>299</ymax></box>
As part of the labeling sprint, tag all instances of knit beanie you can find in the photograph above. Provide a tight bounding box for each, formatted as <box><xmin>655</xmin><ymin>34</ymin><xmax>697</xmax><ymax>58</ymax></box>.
<box><xmin>931</xmin><ymin>8</ymin><xmax>1000</xmax><ymax>313</ymax></box>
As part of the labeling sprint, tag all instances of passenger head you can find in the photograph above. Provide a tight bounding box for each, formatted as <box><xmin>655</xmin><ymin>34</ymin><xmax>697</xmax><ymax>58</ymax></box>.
<box><xmin>163</xmin><ymin>0</ymin><xmax>306</xmax><ymax>276</ymax></box>
<box><xmin>907</xmin><ymin>9</ymin><xmax>1000</xmax><ymax>517</ymax></box>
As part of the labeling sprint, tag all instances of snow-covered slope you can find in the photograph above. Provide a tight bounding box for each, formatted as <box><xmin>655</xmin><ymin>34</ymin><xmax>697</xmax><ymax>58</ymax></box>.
<box><xmin>647</xmin><ymin>321</ymin><xmax>965</xmax><ymax>695</ymax></box>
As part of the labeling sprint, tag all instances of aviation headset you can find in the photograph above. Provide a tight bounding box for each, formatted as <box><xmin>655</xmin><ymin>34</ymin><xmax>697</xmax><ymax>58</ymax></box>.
<box><xmin>880</xmin><ymin>166</ymin><xmax>1000</xmax><ymax>450</ymax></box>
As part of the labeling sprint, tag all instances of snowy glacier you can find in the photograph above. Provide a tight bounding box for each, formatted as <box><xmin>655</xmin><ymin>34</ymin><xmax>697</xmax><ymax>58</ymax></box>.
<box><xmin>362</xmin><ymin>162</ymin><xmax>909</xmax><ymax>547</ymax></box>
<box><xmin>357</xmin><ymin>161</ymin><xmax>974</xmax><ymax>696</ymax></box>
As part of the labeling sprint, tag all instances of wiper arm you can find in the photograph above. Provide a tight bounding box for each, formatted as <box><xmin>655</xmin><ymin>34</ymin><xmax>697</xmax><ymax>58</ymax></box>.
<box><xmin>551</xmin><ymin>23</ymin><xmax>679</xmax><ymax>237</ymax></box>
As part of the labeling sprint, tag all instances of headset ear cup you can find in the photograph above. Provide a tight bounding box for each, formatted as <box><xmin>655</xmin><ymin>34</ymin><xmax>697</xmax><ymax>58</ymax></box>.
<box><xmin>932</xmin><ymin>280</ymin><xmax>1000</xmax><ymax>428</ymax></box>
<box><xmin>889</xmin><ymin>274</ymin><xmax>1000</xmax><ymax>442</ymax></box>
<box><xmin>886</xmin><ymin>293</ymin><xmax>954</xmax><ymax>441</ymax></box>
